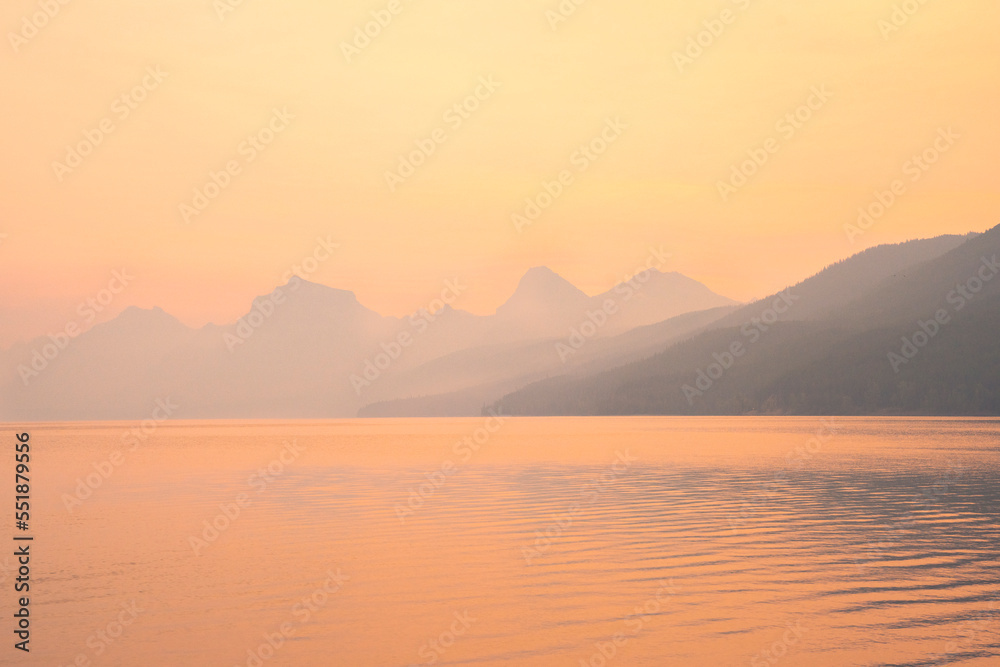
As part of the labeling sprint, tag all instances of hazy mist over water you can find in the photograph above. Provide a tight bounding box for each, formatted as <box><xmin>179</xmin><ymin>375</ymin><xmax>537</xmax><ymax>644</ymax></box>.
<box><xmin>22</xmin><ymin>418</ymin><xmax>1000</xmax><ymax>666</ymax></box>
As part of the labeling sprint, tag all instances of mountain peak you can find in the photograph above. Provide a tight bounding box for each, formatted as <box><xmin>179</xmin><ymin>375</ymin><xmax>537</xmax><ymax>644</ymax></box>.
<box><xmin>521</xmin><ymin>265</ymin><xmax>564</xmax><ymax>281</ymax></box>
<box><xmin>514</xmin><ymin>266</ymin><xmax>588</xmax><ymax>298</ymax></box>
<box><xmin>496</xmin><ymin>267</ymin><xmax>590</xmax><ymax>317</ymax></box>
<box><xmin>116</xmin><ymin>305</ymin><xmax>175</xmax><ymax>322</ymax></box>
<box><xmin>121</xmin><ymin>304</ymin><xmax>162</xmax><ymax>314</ymax></box>
<box><xmin>279</xmin><ymin>277</ymin><xmax>357</xmax><ymax>300</ymax></box>
<box><xmin>263</xmin><ymin>278</ymin><xmax>369</xmax><ymax>315</ymax></box>
<box><xmin>84</xmin><ymin>305</ymin><xmax>189</xmax><ymax>341</ymax></box>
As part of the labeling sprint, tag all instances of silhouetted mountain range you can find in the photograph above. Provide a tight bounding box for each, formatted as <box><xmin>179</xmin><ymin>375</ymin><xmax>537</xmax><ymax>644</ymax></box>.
<box><xmin>492</xmin><ymin>228</ymin><xmax>999</xmax><ymax>416</ymax></box>
<box><xmin>0</xmin><ymin>265</ymin><xmax>735</xmax><ymax>419</ymax></box>
<box><xmin>4</xmin><ymin>228</ymin><xmax>996</xmax><ymax>420</ymax></box>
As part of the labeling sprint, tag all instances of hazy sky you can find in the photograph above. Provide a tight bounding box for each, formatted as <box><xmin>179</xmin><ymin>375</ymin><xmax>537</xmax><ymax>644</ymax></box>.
<box><xmin>1</xmin><ymin>0</ymin><xmax>998</xmax><ymax>346</ymax></box>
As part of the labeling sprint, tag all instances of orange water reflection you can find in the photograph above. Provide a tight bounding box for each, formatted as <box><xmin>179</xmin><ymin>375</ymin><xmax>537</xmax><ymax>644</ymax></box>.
<box><xmin>13</xmin><ymin>418</ymin><xmax>1000</xmax><ymax>666</ymax></box>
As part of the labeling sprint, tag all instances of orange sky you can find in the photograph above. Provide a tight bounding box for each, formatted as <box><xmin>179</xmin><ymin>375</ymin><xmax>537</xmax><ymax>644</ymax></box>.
<box><xmin>1</xmin><ymin>0</ymin><xmax>998</xmax><ymax>346</ymax></box>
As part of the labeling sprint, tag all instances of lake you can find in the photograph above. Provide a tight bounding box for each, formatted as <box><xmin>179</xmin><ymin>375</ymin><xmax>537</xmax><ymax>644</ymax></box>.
<box><xmin>16</xmin><ymin>417</ymin><xmax>1000</xmax><ymax>666</ymax></box>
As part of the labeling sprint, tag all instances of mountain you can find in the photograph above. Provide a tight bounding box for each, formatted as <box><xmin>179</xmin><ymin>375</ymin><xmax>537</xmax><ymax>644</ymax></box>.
<box><xmin>488</xmin><ymin>266</ymin><xmax>736</xmax><ymax>340</ymax></box>
<box><xmin>358</xmin><ymin>304</ymin><xmax>740</xmax><ymax>417</ymax></box>
<box><xmin>493</xmin><ymin>266</ymin><xmax>592</xmax><ymax>339</ymax></box>
<box><xmin>491</xmin><ymin>228</ymin><xmax>1000</xmax><ymax>416</ymax></box>
<box><xmin>591</xmin><ymin>270</ymin><xmax>739</xmax><ymax>333</ymax></box>
<box><xmin>352</xmin><ymin>267</ymin><xmax>738</xmax><ymax>415</ymax></box>
<box><xmin>155</xmin><ymin>278</ymin><xmax>399</xmax><ymax>418</ymax></box>
<box><xmin>0</xmin><ymin>279</ymin><xmax>398</xmax><ymax>420</ymax></box>
<box><xmin>11</xmin><ymin>226</ymin><xmax>989</xmax><ymax>422</ymax></box>
<box><xmin>0</xmin><ymin>268</ymin><xmax>735</xmax><ymax>420</ymax></box>
<box><xmin>0</xmin><ymin>306</ymin><xmax>195</xmax><ymax>420</ymax></box>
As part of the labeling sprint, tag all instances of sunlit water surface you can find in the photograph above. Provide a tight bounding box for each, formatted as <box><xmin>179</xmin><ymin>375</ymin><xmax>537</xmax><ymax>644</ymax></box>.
<box><xmin>12</xmin><ymin>417</ymin><xmax>1000</xmax><ymax>666</ymax></box>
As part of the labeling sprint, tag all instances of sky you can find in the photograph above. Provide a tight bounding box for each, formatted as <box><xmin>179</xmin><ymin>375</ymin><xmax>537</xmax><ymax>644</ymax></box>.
<box><xmin>1</xmin><ymin>0</ymin><xmax>998</xmax><ymax>347</ymax></box>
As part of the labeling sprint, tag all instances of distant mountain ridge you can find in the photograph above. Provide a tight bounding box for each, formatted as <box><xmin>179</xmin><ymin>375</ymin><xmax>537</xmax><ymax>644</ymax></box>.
<box><xmin>0</xmin><ymin>265</ymin><xmax>736</xmax><ymax>420</ymax></box>
<box><xmin>492</xmin><ymin>228</ymin><xmax>1000</xmax><ymax>416</ymax></box>
<box><xmin>6</xmin><ymin>229</ymin><xmax>992</xmax><ymax>421</ymax></box>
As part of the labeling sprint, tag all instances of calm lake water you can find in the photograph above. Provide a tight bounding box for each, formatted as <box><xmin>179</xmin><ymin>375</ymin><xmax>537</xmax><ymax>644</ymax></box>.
<box><xmin>12</xmin><ymin>418</ymin><xmax>1000</xmax><ymax>666</ymax></box>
